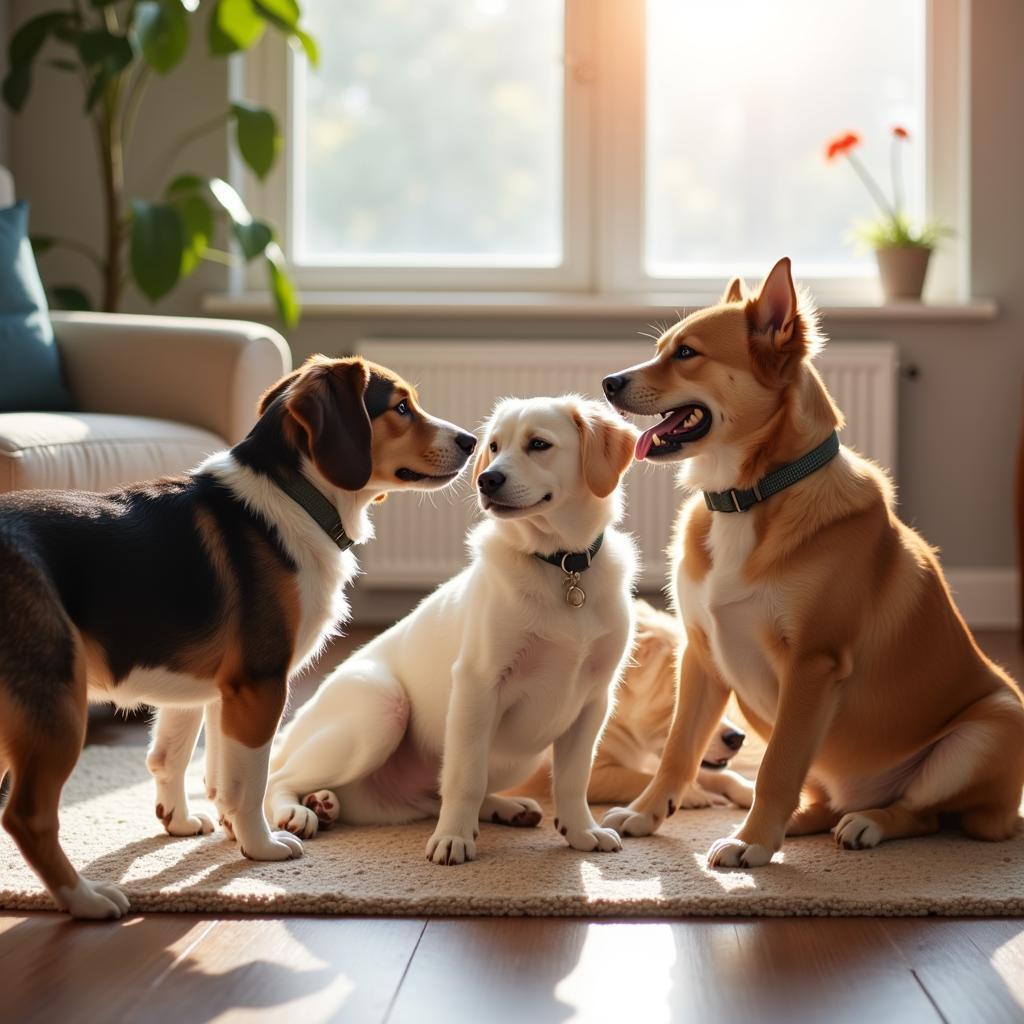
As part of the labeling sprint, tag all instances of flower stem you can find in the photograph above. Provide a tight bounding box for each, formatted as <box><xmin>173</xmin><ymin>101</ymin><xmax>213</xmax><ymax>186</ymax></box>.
<box><xmin>845</xmin><ymin>152</ymin><xmax>897</xmax><ymax>221</ymax></box>
<box><xmin>890</xmin><ymin>136</ymin><xmax>905</xmax><ymax>217</ymax></box>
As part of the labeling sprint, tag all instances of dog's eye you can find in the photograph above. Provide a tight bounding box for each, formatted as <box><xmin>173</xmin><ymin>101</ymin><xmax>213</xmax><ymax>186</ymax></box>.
<box><xmin>675</xmin><ymin>345</ymin><xmax>699</xmax><ymax>360</ymax></box>
<box><xmin>528</xmin><ymin>438</ymin><xmax>552</xmax><ymax>452</ymax></box>
<box><xmin>394</xmin><ymin>400</ymin><xmax>410</xmax><ymax>416</ymax></box>
<box><xmin>489</xmin><ymin>441</ymin><xmax>498</xmax><ymax>453</ymax></box>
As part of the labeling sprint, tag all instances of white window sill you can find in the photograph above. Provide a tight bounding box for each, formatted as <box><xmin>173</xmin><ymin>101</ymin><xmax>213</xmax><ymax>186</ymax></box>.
<box><xmin>203</xmin><ymin>290</ymin><xmax>998</xmax><ymax>323</ymax></box>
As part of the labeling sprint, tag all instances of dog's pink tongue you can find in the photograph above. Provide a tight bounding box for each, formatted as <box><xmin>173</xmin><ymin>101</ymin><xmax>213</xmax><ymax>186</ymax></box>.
<box><xmin>635</xmin><ymin>409</ymin><xmax>689</xmax><ymax>461</ymax></box>
<box><xmin>636</xmin><ymin>425</ymin><xmax>658</xmax><ymax>461</ymax></box>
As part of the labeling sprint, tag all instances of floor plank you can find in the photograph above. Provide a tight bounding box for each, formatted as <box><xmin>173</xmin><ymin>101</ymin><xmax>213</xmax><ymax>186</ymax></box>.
<box><xmin>0</xmin><ymin>912</ymin><xmax>218</xmax><ymax>1024</ymax></box>
<box><xmin>883</xmin><ymin>918</ymin><xmax>1024</xmax><ymax>1024</ymax></box>
<box><xmin>386</xmin><ymin>917</ymin><xmax>943</xmax><ymax>1024</ymax></box>
<box><xmin>132</xmin><ymin>916</ymin><xmax>426</xmax><ymax>1024</ymax></box>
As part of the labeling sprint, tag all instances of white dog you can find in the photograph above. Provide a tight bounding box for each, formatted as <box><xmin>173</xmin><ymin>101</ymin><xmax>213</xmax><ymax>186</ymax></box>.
<box><xmin>266</xmin><ymin>395</ymin><xmax>639</xmax><ymax>864</ymax></box>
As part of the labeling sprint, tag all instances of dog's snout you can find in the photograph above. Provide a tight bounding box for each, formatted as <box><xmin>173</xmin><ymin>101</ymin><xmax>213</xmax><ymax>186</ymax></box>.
<box><xmin>455</xmin><ymin>432</ymin><xmax>477</xmax><ymax>455</ymax></box>
<box><xmin>722</xmin><ymin>729</ymin><xmax>745</xmax><ymax>751</ymax></box>
<box><xmin>477</xmin><ymin>470</ymin><xmax>506</xmax><ymax>496</ymax></box>
<box><xmin>602</xmin><ymin>374</ymin><xmax>629</xmax><ymax>398</ymax></box>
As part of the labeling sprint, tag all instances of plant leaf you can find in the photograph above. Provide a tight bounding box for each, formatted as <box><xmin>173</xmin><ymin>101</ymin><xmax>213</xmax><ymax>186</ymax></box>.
<box><xmin>8</xmin><ymin>11</ymin><xmax>75</xmax><ymax>66</ymax></box>
<box><xmin>207</xmin><ymin>176</ymin><xmax>250</xmax><ymax>222</ymax></box>
<box><xmin>50</xmin><ymin>285</ymin><xmax>94</xmax><ymax>311</ymax></box>
<box><xmin>29</xmin><ymin>235</ymin><xmax>57</xmax><ymax>255</ymax></box>
<box><xmin>265</xmin><ymin>241</ymin><xmax>299</xmax><ymax>327</ymax></box>
<box><xmin>2</xmin><ymin>64</ymin><xmax>32</xmax><ymax>112</ymax></box>
<box><xmin>253</xmin><ymin>0</ymin><xmax>299</xmax><ymax>28</ymax></box>
<box><xmin>132</xmin><ymin>0</ymin><xmax>189</xmax><ymax>74</ymax></box>
<box><xmin>234</xmin><ymin>218</ymin><xmax>273</xmax><ymax>260</ymax></box>
<box><xmin>231</xmin><ymin>101</ymin><xmax>280</xmax><ymax>179</ymax></box>
<box><xmin>84</xmin><ymin>69</ymin><xmax>110</xmax><ymax>111</ymax></box>
<box><xmin>130</xmin><ymin>199</ymin><xmax>184</xmax><ymax>301</ymax></box>
<box><xmin>3</xmin><ymin>11</ymin><xmax>79</xmax><ymax>112</ymax></box>
<box><xmin>77</xmin><ymin>29</ymin><xmax>135</xmax><ymax>73</ymax></box>
<box><xmin>290</xmin><ymin>27</ymin><xmax>318</xmax><ymax>67</ymax></box>
<box><xmin>165</xmin><ymin>173</ymin><xmax>206</xmax><ymax>197</ymax></box>
<box><xmin>209</xmin><ymin>0</ymin><xmax>265</xmax><ymax>55</ymax></box>
<box><xmin>176</xmin><ymin>194</ymin><xmax>214</xmax><ymax>275</ymax></box>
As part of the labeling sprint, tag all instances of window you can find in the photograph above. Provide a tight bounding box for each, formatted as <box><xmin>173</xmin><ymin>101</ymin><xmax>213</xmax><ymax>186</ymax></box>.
<box><xmin>293</xmin><ymin>0</ymin><xmax>565</xmax><ymax>268</ymax></box>
<box><xmin>238</xmin><ymin>0</ymin><xmax>964</xmax><ymax>300</ymax></box>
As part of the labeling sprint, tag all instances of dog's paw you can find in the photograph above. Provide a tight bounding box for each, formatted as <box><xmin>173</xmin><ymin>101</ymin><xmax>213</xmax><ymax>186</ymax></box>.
<box><xmin>834</xmin><ymin>812</ymin><xmax>883</xmax><ymax>850</ymax></box>
<box><xmin>426</xmin><ymin>832</ymin><xmax>476</xmax><ymax>865</ymax></box>
<box><xmin>561</xmin><ymin>824</ymin><xmax>622</xmax><ymax>853</ymax></box>
<box><xmin>601</xmin><ymin>805</ymin><xmax>661</xmax><ymax>837</ymax></box>
<box><xmin>59</xmin><ymin>877</ymin><xmax>131</xmax><ymax>920</ymax></box>
<box><xmin>678</xmin><ymin>781</ymin><xmax>730</xmax><ymax>809</ymax></box>
<box><xmin>276</xmin><ymin>803</ymin><xmax>320</xmax><ymax>839</ymax></box>
<box><xmin>303</xmin><ymin>790</ymin><xmax>341</xmax><ymax>826</ymax></box>
<box><xmin>218</xmin><ymin>815</ymin><xmax>236</xmax><ymax>841</ymax></box>
<box><xmin>707</xmin><ymin>836</ymin><xmax>774</xmax><ymax>869</ymax></box>
<box><xmin>157</xmin><ymin>804</ymin><xmax>215</xmax><ymax>837</ymax></box>
<box><xmin>481</xmin><ymin>794</ymin><xmax>543</xmax><ymax>828</ymax></box>
<box><xmin>240</xmin><ymin>830</ymin><xmax>304</xmax><ymax>861</ymax></box>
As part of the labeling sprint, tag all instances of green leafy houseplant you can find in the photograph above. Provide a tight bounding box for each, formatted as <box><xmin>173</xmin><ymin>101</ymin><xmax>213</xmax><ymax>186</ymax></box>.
<box><xmin>2</xmin><ymin>0</ymin><xmax>317</xmax><ymax>326</ymax></box>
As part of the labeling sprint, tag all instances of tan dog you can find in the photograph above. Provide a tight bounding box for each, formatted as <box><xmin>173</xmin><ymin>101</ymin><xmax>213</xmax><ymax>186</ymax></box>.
<box><xmin>600</xmin><ymin>257</ymin><xmax>1024</xmax><ymax>867</ymax></box>
<box><xmin>515</xmin><ymin>599</ymin><xmax>754</xmax><ymax>809</ymax></box>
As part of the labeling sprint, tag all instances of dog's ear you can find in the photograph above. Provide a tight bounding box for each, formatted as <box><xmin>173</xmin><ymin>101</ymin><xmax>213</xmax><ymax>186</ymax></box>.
<box><xmin>285</xmin><ymin>357</ymin><xmax>373</xmax><ymax>491</ymax></box>
<box><xmin>257</xmin><ymin>369</ymin><xmax>301</xmax><ymax>416</ymax></box>
<box><xmin>746</xmin><ymin>257</ymin><xmax>809</xmax><ymax>384</ymax></box>
<box><xmin>749</xmin><ymin>257</ymin><xmax>798</xmax><ymax>344</ymax></box>
<box><xmin>722</xmin><ymin>276</ymin><xmax>747</xmax><ymax>303</ymax></box>
<box><xmin>471</xmin><ymin>440</ymin><xmax>492</xmax><ymax>484</ymax></box>
<box><xmin>573</xmin><ymin>405</ymin><xmax>638</xmax><ymax>498</ymax></box>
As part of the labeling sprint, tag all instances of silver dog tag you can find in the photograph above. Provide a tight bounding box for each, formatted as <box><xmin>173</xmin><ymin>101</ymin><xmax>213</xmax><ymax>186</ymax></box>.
<box><xmin>564</xmin><ymin>571</ymin><xmax>586</xmax><ymax>608</ymax></box>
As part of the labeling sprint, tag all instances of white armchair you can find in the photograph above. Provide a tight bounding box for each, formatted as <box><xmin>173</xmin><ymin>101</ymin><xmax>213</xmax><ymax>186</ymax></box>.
<box><xmin>0</xmin><ymin>168</ymin><xmax>290</xmax><ymax>493</ymax></box>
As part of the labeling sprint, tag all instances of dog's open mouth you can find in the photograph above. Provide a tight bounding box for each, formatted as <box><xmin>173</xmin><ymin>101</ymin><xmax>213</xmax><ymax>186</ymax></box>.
<box><xmin>635</xmin><ymin>403</ymin><xmax>712</xmax><ymax>460</ymax></box>
<box><xmin>700</xmin><ymin>757</ymin><xmax>730</xmax><ymax>771</ymax></box>
<box><xmin>395</xmin><ymin>468</ymin><xmax>459</xmax><ymax>484</ymax></box>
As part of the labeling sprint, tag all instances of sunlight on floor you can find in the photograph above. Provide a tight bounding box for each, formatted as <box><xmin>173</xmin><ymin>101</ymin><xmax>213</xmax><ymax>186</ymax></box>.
<box><xmin>989</xmin><ymin>930</ymin><xmax>1024</xmax><ymax>1010</ymax></box>
<box><xmin>554</xmin><ymin>923</ymin><xmax>675</xmax><ymax>1023</ymax></box>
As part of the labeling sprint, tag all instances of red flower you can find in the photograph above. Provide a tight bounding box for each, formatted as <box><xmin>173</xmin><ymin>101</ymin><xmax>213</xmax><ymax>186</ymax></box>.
<box><xmin>892</xmin><ymin>125</ymin><xmax>910</xmax><ymax>139</ymax></box>
<box><xmin>825</xmin><ymin>131</ymin><xmax>861</xmax><ymax>161</ymax></box>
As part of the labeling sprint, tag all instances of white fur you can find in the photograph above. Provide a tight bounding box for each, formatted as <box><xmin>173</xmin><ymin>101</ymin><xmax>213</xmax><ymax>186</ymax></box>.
<box><xmin>267</xmin><ymin>397</ymin><xmax>638</xmax><ymax>863</ymax></box>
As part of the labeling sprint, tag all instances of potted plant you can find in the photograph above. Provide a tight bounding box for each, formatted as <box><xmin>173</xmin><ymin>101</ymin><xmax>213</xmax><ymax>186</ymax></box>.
<box><xmin>825</xmin><ymin>127</ymin><xmax>950</xmax><ymax>301</ymax></box>
<box><xmin>2</xmin><ymin>1</ymin><xmax>317</xmax><ymax>326</ymax></box>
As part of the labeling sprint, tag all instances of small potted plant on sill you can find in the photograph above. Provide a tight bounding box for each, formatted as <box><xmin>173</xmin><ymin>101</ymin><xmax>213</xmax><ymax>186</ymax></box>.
<box><xmin>825</xmin><ymin>126</ymin><xmax>951</xmax><ymax>301</ymax></box>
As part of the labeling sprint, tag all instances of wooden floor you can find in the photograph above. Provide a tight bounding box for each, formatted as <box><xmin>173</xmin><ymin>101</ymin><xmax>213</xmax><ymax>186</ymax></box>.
<box><xmin>2</xmin><ymin>632</ymin><xmax>1023</xmax><ymax>1024</ymax></box>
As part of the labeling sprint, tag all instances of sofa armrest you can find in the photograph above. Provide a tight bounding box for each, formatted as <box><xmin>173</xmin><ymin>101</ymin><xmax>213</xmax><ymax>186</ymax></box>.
<box><xmin>51</xmin><ymin>311</ymin><xmax>291</xmax><ymax>445</ymax></box>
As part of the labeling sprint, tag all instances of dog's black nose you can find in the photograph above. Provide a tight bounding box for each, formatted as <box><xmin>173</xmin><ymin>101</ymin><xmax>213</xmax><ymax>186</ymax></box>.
<box><xmin>722</xmin><ymin>729</ymin><xmax>745</xmax><ymax>751</ymax></box>
<box><xmin>455</xmin><ymin>432</ymin><xmax>477</xmax><ymax>454</ymax></box>
<box><xmin>478</xmin><ymin>470</ymin><xmax>506</xmax><ymax>495</ymax></box>
<box><xmin>602</xmin><ymin>374</ymin><xmax>629</xmax><ymax>398</ymax></box>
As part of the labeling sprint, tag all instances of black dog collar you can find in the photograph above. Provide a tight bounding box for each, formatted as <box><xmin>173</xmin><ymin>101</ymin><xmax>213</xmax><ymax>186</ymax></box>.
<box><xmin>534</xmin><ymin>534</ymin><xmax>604</xmax><ymax>609</ymax></box>
<box><xmin>269</xmin><ymin>468</ymin><xmax>355</xmax><ymax>551</ymax></box>
<box><xmin>534</xmin><ymin>533</ymin><xmax>604</xmax><ymax>573</ymax></box>
<box><xmin>703</xmin><ymin>431</ymin><xmax>840</xmax><ymax>513</ymax></box>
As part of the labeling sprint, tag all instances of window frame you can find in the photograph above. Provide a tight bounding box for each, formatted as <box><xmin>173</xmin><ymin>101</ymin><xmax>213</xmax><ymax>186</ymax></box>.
<box><xmin>232</xmin><ymin>0</ymin><xmax>968</xmax><ymax>303</ymax></box>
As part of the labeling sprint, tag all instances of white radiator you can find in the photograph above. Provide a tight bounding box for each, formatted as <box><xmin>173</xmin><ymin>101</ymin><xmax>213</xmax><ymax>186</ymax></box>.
<box><xmin>354</xmin><ymin>339</ymin><xmax>898</xmax><ymax>590</ymax></box>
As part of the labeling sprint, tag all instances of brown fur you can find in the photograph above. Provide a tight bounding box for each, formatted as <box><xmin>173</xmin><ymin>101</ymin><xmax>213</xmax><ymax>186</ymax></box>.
<box><xmin>603</xmin><ymin>259</ymin><xmax>1024</xmax><ymax>861</ymax></box>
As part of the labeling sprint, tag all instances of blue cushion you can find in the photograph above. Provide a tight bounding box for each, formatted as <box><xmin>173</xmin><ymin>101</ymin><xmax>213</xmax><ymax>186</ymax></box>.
<box><xmin>0</xmin><ymin>201</ymin><xmax>71</xmax><ymax>411</ymax></box>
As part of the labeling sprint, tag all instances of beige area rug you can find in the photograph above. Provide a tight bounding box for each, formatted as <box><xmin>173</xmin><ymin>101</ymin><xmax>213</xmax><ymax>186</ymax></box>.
<box><xmin>1</xmin><ymin>746</ymin><xmax>1022</xmax><ymax>917</ymax></box>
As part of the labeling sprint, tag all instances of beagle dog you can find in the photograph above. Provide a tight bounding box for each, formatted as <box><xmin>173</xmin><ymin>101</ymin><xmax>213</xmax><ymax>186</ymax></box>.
<box><xmin>0</xmin><ymin>354</ymin><xmax>474</xmax><ymax>918</ymax></box>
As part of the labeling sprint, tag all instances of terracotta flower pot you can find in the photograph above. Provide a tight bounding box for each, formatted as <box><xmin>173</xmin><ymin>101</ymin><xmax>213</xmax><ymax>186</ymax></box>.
<box><xmin>875</xmin><ymin>246</ymin><xmax>932</xmax><ymax>301</ymax></box>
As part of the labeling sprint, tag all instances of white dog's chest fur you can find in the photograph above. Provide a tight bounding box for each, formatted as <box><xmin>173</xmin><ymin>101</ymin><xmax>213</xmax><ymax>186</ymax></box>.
<box><xmin>492</xmin><ymin>618</ymin><xmax>624</xmax><ymax>756</ymax></box>
<box><xmin>678</xmin><ymin>512</ymin><xmax>779</xmax><ymax>723</ymax></box>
